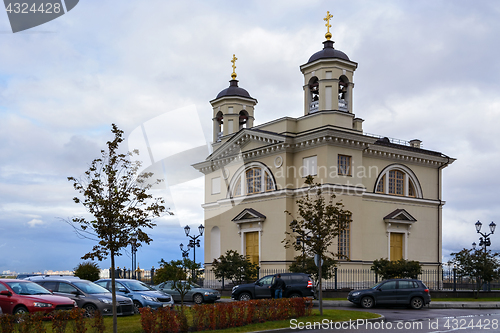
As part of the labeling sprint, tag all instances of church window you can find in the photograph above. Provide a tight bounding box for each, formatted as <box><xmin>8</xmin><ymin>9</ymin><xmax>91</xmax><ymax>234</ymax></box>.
<box><xmin>215</xmin><ymin>111</ymin><xmax>223</xmax><ymax>142</ymax></box>
<box><xmin>246</xmin><ymin>168</ymin><xmax>262</xmax><ymax>194</ymax></box>
<box><xmin>239</xmin><ymin>110</ymin><xmax>249</xmax><ymax>130</ymax></box>
<box><xmin>374</xmin><ymin>165</ymin><xmax>422</xmax><ymax>198</ymax></box>
<box><xmin>265</xmin><ymin>172</ymin><xmax>273</xmax><ymax>192</ymax></box>
<box><xmin>338</xmin><ymin>76</ymin><xmax>349</xmax><ymax>111</ymax></box>
<box><xmin>338</xmin><ymin>155</ymin><xmax>351</xmax><ymax>176</ymax></box>
<box><xmin>230</xmin><ymin>163</ymin><xmax>276</xmax><ymax>197</ymax></box>
<box><xmin>309</xmin><ymin>77</ymin><xmax>319</xmax><ymax>113</ymax></box>
<box><xmin>388</xmin><ymin>170</ymin><xmax>404</xmax><ymax>195</ymax></box>
<box><xmin>376</xmin><ymin>175</ymin><xmax>385</xmax><ymax>193</ymax></box>
<box><xmin>302</xmin><ymin>156</ymin><xmax>317</xmax><ymax>177</ymax></box>
<box><xmin>338</xmin><ymin>222</ymin><xmax>350</xmax><ymax>259</ymax></box>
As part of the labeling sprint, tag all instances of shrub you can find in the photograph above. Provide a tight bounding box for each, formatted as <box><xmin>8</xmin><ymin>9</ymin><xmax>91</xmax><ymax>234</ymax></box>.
<box><xmin>0</xmin><ymin>314</ymin><xmax>16</xmax><ymax>333</ymax></box>
<box><xmin>74</xmin><ymin>262</ymin><xmax>100</xmax><ymax>282</ymax></box>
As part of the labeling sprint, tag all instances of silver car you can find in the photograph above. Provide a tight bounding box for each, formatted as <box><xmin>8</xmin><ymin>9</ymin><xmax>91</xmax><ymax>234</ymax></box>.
<box><xmin>154</xmin><ymin>281</ymin><xmax>220</xmax><ymax>304</ymax></box>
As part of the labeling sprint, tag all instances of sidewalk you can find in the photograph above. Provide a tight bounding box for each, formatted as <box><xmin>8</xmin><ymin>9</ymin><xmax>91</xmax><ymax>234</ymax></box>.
<box><xmin>316</xmin><ymin>300</ymin><xmax>500</xmax><ymax>309</ymax></box>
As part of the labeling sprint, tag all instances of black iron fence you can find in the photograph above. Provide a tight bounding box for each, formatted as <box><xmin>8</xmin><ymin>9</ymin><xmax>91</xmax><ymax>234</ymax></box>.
<box><xmin>102</xmin><ymin>267</ymin><xmax>155</xmax><ymax>284</ymax></box>
<box><xmin>202</xmin><ymin>265</ymin><xmax>500</xmax><ymax>291</ymax></box>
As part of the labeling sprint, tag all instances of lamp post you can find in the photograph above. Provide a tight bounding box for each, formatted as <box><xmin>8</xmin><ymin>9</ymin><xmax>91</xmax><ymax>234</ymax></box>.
<box><xmin>180</xmin><ymin>243</ymin><xmax>190</xmax><ymax>258</ymax></box>
<box><xmin>131</xmin><ymin>232</ymin><xmax>138</xmax><ymax>280</ymax></box>
<box><xmin>184</xmin><ymin>224</ymin><xmax>205</xmax><ymax>279</ymax></box>
<box><xmin>473</xmin><ymin>221</ymin><xmax>496</xmax><ymax>292</ymax></box>
<box><xmin>474</xmin><ymin>221</ymin><xmax>496</xmax><ymax>252</ymax></box>
<box><xmin>293</xmin><ymin>228</ymin><xmax>312</xmax><ymax>269</ymax></box>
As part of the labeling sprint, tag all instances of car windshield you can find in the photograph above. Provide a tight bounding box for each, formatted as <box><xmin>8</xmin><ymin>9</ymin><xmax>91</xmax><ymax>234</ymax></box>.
<box><xmin>371</xmin><ymin>282</ymin><xmax>384</xmax><ymax>289</ymax></box>
<box><xmin>73</xmin><ymin>281</ymin><xmax>110</xmax><ymax>294</ymax></box>
<box><xmin>120</xmin><ymin>280</ymin><xmax>154</xmax><ymax>291</ymax></box>
<box><xmin>6</xmin><ymin>281</ymin><xmax>51</xmax><ymax>295</ymax></box>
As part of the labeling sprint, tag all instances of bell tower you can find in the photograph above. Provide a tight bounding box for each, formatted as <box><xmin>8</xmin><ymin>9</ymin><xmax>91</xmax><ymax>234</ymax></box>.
<box><xmin>300</xmin><ymin>11</ymin><xmax>358</xmax><ymax>116</ymax></box>
<box><xmin>210</xmin><ymin>54</ymin><xmax>257</xmax><ymax>144</ymax></box>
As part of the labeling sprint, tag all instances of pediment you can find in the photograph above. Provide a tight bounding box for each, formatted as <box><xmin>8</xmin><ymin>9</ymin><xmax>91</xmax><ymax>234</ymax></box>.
<box><xmin>383</xmin><ymin>209</ymin><xmax>417</xmax><ymax>224</ymax></box>
<box><xmin>232</xmin><ymin>208</ymin><xmax>266</xmax><ymax>224</ymax></box>
<box><xmin>209</xmin><ymin>129</ymin><xmax>285</xmax><ymax>162</ymax></box>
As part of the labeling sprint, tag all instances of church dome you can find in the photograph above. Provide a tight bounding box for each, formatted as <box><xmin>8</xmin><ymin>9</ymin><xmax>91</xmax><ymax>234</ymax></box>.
<box><xmin>216</xmin><ymin>80</ymin><xmax>254</xmax><ymax>99</ymax></box>
<box><xmin>307</xmin><ymin>40</ymin><xmax>350</xmax><ymax>63</ymax></box>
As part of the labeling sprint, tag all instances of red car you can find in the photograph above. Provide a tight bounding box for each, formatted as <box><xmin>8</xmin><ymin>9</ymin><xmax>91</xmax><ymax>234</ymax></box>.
<box><xmin>0</xmin><ymin>279</ymin><xmax>76</xmax><ymax>315</ymax></box>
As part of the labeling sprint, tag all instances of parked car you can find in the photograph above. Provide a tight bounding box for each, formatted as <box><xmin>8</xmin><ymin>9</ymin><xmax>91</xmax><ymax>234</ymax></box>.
<box><xmin>231</xmin><ymin>273</ymin><xmax>315</xmax><ymax>301</ymax></box>
<box><xmin>0</xmin><ymin>279</ymin><xmax>76</xmax><ymax>315</ymax></box>
<box><xmin>25</xmin><ymin>276</ymin><xmax>134</xmax><ymax>317</ymax></box>
<box><xmin>95</xmin><ymin>279</ymin><xmax>173</xmax><ymax>312</ymax></box>
<box><xmin>347</xmin><ymin>278</ymin><xmax>431</xmax><ymax>309</ymax></box>
<box><xmin>154</xmin><ymin>281</ymin><xmax>220</xmax><ymax>304</ymax></box>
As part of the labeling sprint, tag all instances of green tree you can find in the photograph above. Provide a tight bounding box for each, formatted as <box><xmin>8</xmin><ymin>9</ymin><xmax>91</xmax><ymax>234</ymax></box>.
<box><xmin>154</xmin><ymin>258</ymin><xmax>200</xmax><ymax>308</ymax></box>
<box><xmin>74</xmin><ymin>261</ymin><xmax>101</xmax><ymax>282</ymax></box>
<box><xmin>371</xmin><ymin>258</ymin><xmax>422</xmax><ymax>280</ymax></box>
<box><xmin>449</xmin><ymin>248</ymin><xmax>500</xmax><ymax>298</ymax></box>
<box><xmin>283</xmin><ymin>175</ymin><xmax>351</xmax><ymax>315</ymax></box>
<box><xmin>67</xmin><ymin>124</ymin><xmax>171</xmax><ymax>333</ymax></box>
<box><xmin>211</xmin><ymin>250</ymin><xmax>259</xmax><ymax>286</ymax></box>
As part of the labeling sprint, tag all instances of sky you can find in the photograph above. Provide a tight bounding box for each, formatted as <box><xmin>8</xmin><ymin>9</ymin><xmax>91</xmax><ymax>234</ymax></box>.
<box><xmin>1</xmin><ymin>0</ymin><xmax>499</xmax><ymax>274</ymax></box>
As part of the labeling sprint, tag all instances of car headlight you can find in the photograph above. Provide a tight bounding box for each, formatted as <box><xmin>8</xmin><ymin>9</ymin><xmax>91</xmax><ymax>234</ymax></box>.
<box><xmin>351</xmin><ymin>292</ymin><xmax>360</xmax><ymax>296</ymax></box>
<box><xmin>232</xmin><ymin>286</ymin><xmax>238</xmax><ymax>292</ymax></box>
<box><xmin>98</xmin><ymin>298</ymin><xmax>113</xmax><ymax>304</ymax></box>
<box><xmin>141</xmin><ymin>295</ymin><xmax>159</xmax><ymax>302</ymax></box>
<box><xmin>34</xmin><ymin>302</ymin><xmax>53</xmax><ymax>308</ymax></box>
<box><xmin>204</xmin><ymin>292</ymin><xmax>214</xmax><ymax>296</ymax></box>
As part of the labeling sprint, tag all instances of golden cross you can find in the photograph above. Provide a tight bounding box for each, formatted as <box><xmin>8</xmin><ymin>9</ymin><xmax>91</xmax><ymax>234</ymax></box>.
<box><xmin>231</xmin><ymin>54</ymin><xmax>238</xmax><ymax>79</ymax></box>
<box><xmin>324</xmin><ymin>11</ymin><xmax>333</xmax><ymax>40</ymax></box>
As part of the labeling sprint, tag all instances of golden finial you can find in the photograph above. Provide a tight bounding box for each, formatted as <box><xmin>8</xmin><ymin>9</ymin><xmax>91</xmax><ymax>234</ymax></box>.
<box><xmin>324</xmin><ymin>11</ymin><xmax>333</xmax><ymax>40</ymax></box>
<box><xmin>231</xmin><ymin>54</ymin><xmax>238</xmax><ymax>80</ymax></box>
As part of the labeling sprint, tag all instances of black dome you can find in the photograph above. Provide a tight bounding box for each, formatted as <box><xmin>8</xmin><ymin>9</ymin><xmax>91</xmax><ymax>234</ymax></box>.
<box><xmin>307</xmin><ymin>40</ymin><xmax>350</xmax><ymax>63</ymax></box>
<box><xmin>216</xmin><ymin>80</ymin><xmax>253</xmax><ymax>99</ymax></box>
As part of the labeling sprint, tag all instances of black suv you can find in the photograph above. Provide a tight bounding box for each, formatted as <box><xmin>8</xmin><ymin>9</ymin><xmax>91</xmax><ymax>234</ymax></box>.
<box><xmin>231</xmin><ymin>273</ymin><xmax>314</xmax><ymax>301</ymax></box>
<box><xmin>347</xmin><ymin>278</ymin><xmax>431</xmax><ymax>309</ymax></box>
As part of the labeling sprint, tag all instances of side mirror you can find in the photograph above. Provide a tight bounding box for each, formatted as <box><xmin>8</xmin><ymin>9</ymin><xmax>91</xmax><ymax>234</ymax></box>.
<box><xmin>118</xmin><ymin>288</ymin><xmax>127</xmax><ymax>293</ymax></box>
<box><xmin>0</xmin><ymin>290</ymin><xmax>12</xmax><ymax>296</ymax></box>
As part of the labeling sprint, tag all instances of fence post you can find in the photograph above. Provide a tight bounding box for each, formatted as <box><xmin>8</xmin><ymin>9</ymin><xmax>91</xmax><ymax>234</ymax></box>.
<box><xmin>222</xmin><ymin>275</ymin><xmax>225</xmax><ymax>290</ymax></box>
<box><xmin>151</xmin><ymin>266</ymin><xmax>155</xmax><ymax>284</ymax></box>
<box><xmin>334</xmin><ymin>267</ymin><xmax>338</xmax><ymax>290</ymax></box>
<box><xmin>453</xmin><ymin>267</ymin><xmax>456</xmax><ymax>292</ymax></box>
<box><xmin>375</xmin><ymin>273</ymin><xmax>378</xmax><ymax>284</ymax></box>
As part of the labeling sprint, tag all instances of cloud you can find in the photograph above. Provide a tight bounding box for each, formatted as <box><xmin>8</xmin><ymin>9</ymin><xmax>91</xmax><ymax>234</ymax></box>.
<box><xmin>27</xmin><ymin>218</ymin><xmax>44</xmax><ymax>228</ymax></box>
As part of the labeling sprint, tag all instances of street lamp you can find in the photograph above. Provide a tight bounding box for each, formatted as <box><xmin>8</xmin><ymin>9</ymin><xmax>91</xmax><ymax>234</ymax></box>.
<box><xmin>179</xmin><ymin>243</ymin><xmax>190</xmax><ymax>258</ymax></box>
<box><xmin>293</xmin><ymin>227</ymin><xmax>312</xmax><ymax>269</ymax></box>
<box><xmin>131</xmin><ymin>232</ymin><xmax>138</xmax><ymax>279</ymax></box>
<box><xmin>474</xmin><ymin>220</ymin><xmax>496</xmax><ymax>251</ymax></box>
<box><xmin>184</xmin><ymin>224</ymin><xmax>205</xmax><ymax>279</ymax></box>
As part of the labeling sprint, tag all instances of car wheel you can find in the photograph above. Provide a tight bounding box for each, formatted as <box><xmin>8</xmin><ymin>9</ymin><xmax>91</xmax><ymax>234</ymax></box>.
<box><xmin>193</xmin><ymin>293</ymin><xmax>204</xmax><ymax>304</ymax></box>
<box><xmin>133</xmin><ymin>301</ymin><xmax>142</xmax><ymax>314</ymax></box>
<box><xmin>289</xmin><ymin>293</ymin><xmax>301</xmax><ymax>298</ymax></box>
<box><xmin>360</xmin><ymin>296</ymin><xmax>374</xmax><ymax>309</ymax></box>
<box><xmin>83</xmin><ymin>304</ymin><xmax>97</xmax><ymax>318</ymax></box>
<box><xmin>14</xmin><ymin>306</ymin><xmax>29</xmax><ymax>315</ymax></box>
<box><xmin>410</xmin><ymin>297</ymin><xmax>424</xmax><ymax>310</ymax></box>
<box><xmin>238</xmin><ymin>292</ymin><xmax>251</xmax><ymax>301</ymax></box>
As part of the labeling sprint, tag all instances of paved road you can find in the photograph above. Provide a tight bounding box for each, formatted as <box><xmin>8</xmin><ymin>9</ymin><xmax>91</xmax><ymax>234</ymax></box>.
<box><xmin>270</xmin><ymin>306</ymin><xmax>500</xmax><ymax>332</ymax></box>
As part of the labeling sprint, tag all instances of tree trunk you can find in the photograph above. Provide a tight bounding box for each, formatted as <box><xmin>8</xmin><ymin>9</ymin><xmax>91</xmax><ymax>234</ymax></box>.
<box><xmin>111</xmin><ymin>251</ymin><xmax>118</xmax><ymax>333</ymax></box>
<box><xmin>318</xmin><ymin>254</ymin><xmax>323</xmax><ymax>316</ymax></box>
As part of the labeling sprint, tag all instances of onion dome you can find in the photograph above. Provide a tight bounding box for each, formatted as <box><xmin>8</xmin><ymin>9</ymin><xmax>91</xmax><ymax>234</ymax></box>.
<box><xmin>307</xmin><ymin>40</ymin><xmax>350</xmax><ymax>63</ymax></box>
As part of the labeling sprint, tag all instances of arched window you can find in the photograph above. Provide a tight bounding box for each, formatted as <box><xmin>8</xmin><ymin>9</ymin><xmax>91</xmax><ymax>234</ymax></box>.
<box><xmin>215</xmin><ymin>111</ymin><xmax>224</xmax><ymax>142</ymax></box>
<box><xmin>309</xmin><ymin>77</ymin><xmax>319</xmax><ymax>113</ymax></box>
<box><xmin>338</xmin><ymin>75</ymin><xmax>349</xmax><ymax>111</ymax></box>
<box><xmin>374</xmin><ymin>164</ymin><xmax>422</xmax><ymax>198</ymax></box>
<box><xmin>229</xmin><ymin>162</ymin><xmax>276</xmax><ymax>197</ymax></box>
<box><xmin>239</xmin><ymin>110</ymin><xmax>249</xmax><ymax>130</ymax></box>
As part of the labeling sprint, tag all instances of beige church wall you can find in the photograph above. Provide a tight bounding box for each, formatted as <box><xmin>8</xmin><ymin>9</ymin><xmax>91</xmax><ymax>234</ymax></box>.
<box><xmin>295</xmin><ymin>112</ymin><xmax>354</xmax><ymax>132</ymax></box>
<box><xmin>256</xmin><ymin>117</ymin><xmax>297</xmax><ymax>135</ymax></box>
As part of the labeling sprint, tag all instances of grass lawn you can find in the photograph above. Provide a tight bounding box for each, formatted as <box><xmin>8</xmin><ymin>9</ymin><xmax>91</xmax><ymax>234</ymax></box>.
<box><xmin>38</xmin><ymin>309</ymin><xmax>380</xmax><ymax>333</ymax></box>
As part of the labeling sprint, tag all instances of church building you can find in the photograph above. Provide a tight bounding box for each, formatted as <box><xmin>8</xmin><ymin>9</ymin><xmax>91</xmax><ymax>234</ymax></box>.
<box><xmin>193</xmin><ymin>13</ymin><xmax>454</xmax><ymax>273</ymax></box>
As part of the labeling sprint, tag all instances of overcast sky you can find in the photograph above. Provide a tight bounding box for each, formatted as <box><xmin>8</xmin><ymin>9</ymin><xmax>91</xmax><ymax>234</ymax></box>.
<box><xmin>1</xmin><ymin>0</ymin><xmax>499</xmax><ymax>274</ymax></box>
